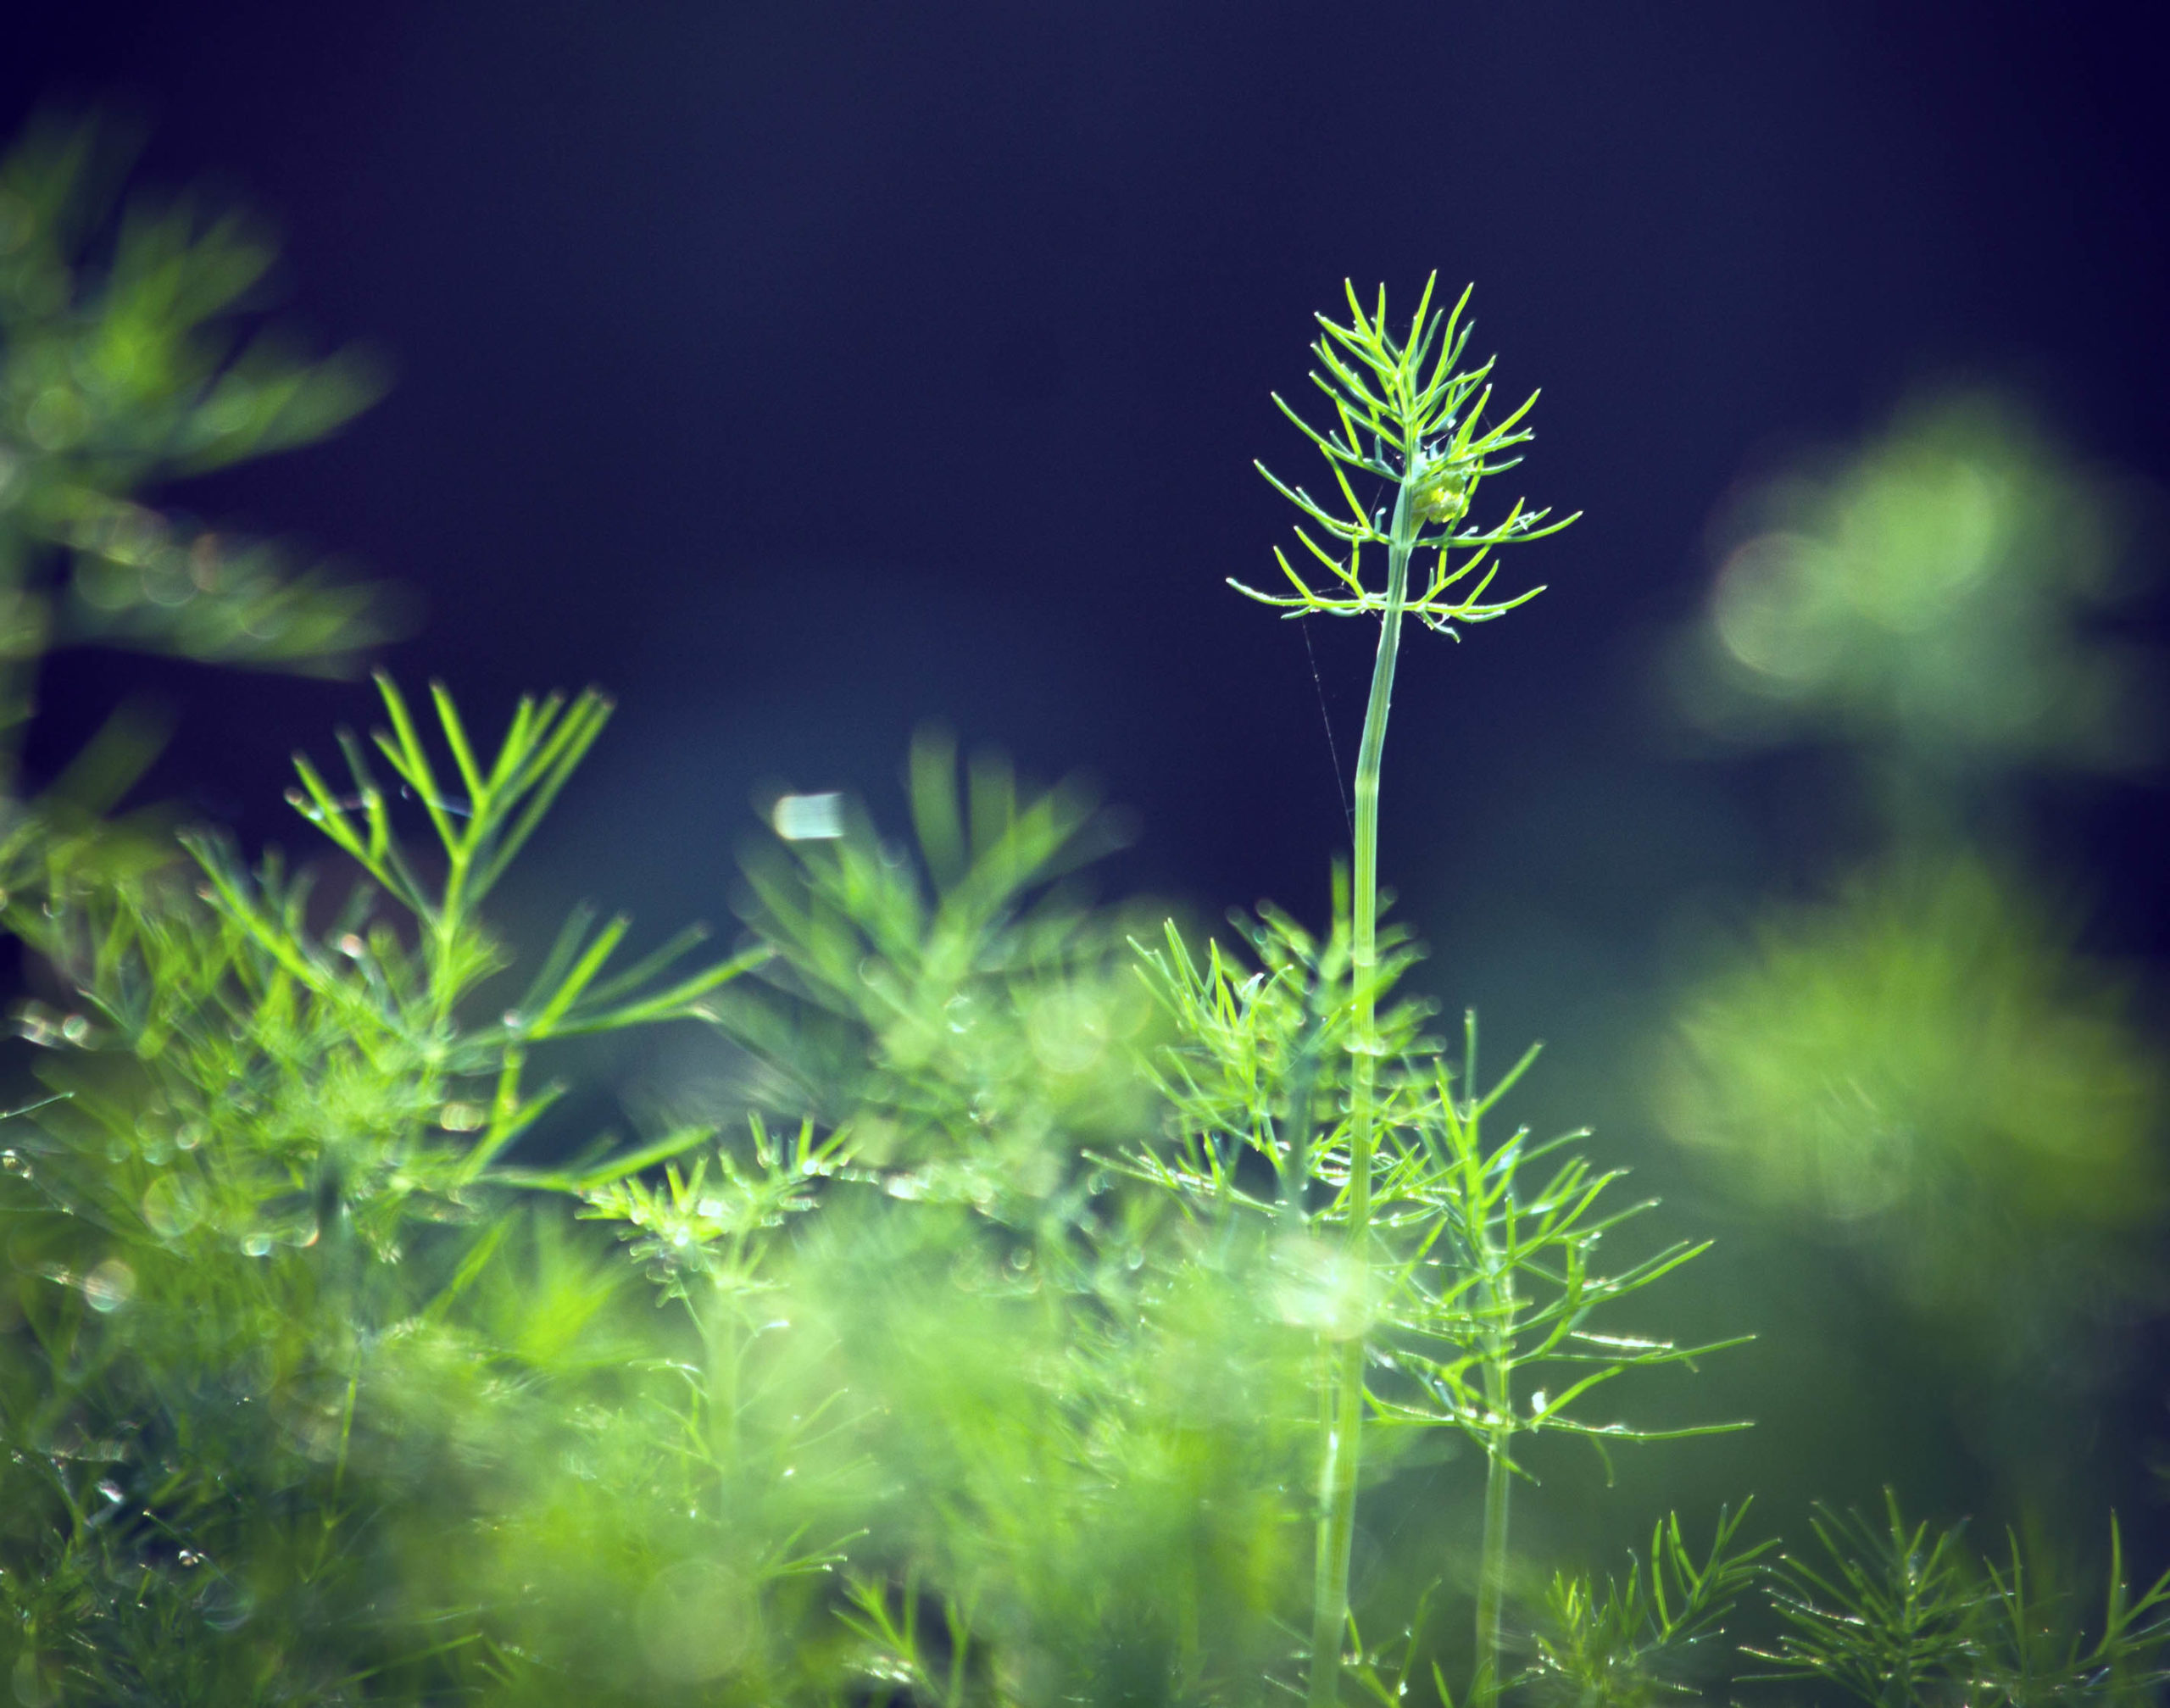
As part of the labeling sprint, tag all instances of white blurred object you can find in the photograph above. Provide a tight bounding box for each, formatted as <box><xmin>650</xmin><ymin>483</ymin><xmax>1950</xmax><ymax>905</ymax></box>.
<box><xmin>771</xmin><ymin>791</ymin><xmax>844</xmax><ymax>840</ymax></box>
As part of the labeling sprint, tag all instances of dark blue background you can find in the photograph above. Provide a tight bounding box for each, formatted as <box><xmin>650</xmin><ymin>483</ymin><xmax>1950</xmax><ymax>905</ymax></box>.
<box><xmin>8</xmin><ymin>3</ymin><xmax>2163</xmax><ymax>957</ymax></box>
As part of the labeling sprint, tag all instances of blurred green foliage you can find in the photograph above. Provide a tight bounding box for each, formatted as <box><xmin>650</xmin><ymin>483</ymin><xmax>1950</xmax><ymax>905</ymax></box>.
<box><xmin>0</xmin><ymin>114</ymin><xmax>392</xmax><ymax>815</ymax></box>
<box><xmin>1750</xmin><ymin>1495</ymin><xmax>2170</xmax><ymax>1708</ymax></box>
<box><xmin>1525</xmin><ymin>1505</ymin><xmax>1772</xmax><ymax>1708</ymax></box>
<box><xmin>0</xmin><ymin>677</ymin><xmax>760</xmax><ymax>1704</ymax></box>
<box><xmin>714</xmin><ymin>730</ymin><xmax>1159</xmax><ymax>1214</ymax></box>
<box><xmin>1657</xmin><ymin>857</ymin><xmax>2165</xmax><ymax>1334</ymax></box>
<box><xmin>1653</xmin><ymin>387</ymin><xmax>2169</xmax><ymax>1526</ymax></box>
<box><xmin>1667</xmin><ymin>393</ymin><xmax>2159</xmax><ymax>807</ymax></box>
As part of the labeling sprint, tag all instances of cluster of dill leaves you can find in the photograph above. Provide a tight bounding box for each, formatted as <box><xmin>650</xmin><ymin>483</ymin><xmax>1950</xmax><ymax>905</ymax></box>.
<box><xmin>3</xmin><ymin>120</ymin><xmax>2167</xmax><ymax>1708</ymax></box>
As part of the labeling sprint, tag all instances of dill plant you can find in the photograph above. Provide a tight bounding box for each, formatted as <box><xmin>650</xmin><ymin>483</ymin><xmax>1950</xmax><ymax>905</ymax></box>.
<box><xmin>1748</xmin><ymin>1494</ymin><xmax>2170</xmax><ymax>1708</ymax></box>
<box><xmin>1125</xmin><ymin>277</ymin><xmax>1750</xmax><ymax>1708</ymax></box>
<box><xmin>566</xmin><ymin>285</ymin><xmax>2170</xmax><ymax>1708</ymax></box>
<box><xmin>0</xmin><ymin>113</ymin><xmax>391</xmax><ymax>787</ymax></box>
<box><xmin>701</xmin><ymin>743</ymin><xmax>1312</xmax><ymax>1703</ymax></box>
<box><xmin>0</xmin><ymin>124</ymin><xmax>791</xmax><ymax>1704</ymax></box>
<box><xmin>0</xmin><ymin>678</ymin><xmax>765</xmax><ymax>1703</ymax></box>
<box><xmin>0</xmin><ymin>216</ymin><xmax>1759</xmax><ymax>1703</ymax></box>
<box><xmin>4</xmin><ymin>117</ymin><xmax>2165</xmax><ymax>1705</ymax></box>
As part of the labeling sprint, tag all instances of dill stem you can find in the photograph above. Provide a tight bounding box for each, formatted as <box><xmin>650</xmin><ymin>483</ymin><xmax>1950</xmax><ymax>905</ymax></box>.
<box><xmin>1472</xmin><ymin>1262</ymin><xmax>1516</xmax><ymax>1708</ymax></box>
<box><xmin>1461</xmin><ymin>1035</ymin><xmax>1518</xmax><ymax>1708</ymax></box>
<box><xmin>1474</xmin><ymin>1420</ymin><xmax>1513</xmax><ymax>1707</ymax></box>
<box><xmin>1307</xmin><ymin>468</ymin><xmax>1418</xmax><ymax>1708</ymax></box>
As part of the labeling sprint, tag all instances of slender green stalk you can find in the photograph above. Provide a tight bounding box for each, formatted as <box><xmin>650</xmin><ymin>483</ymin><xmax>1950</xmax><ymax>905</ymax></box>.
<box><xmin>709</xmin><ymin>1236</ymin><xmax>749</xmax><ymax>1470</ymax></box>
<box><xmin>1465</xmin><ymin>1012</ymin><xmax>1515</xmax><ymax>1708</ymax></box>
<box><xmin>1476</xmin><ymin>1433</ymin><xmax>1513</xmax><ymax>1701</ymax></box>
<box><xmin>1309</xmin><ymin>459</ymin><xmax>1420</xmax><ymax>1708</ymax></box>
<box><xmin>1473</xmin><ymin>1250</ymin><xmax>1517</xmax><ymax>1705</ymax></box>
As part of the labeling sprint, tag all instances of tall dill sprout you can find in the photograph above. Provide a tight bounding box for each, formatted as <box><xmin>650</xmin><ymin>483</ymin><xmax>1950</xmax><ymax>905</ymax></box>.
<box><xmin>1155</xmin><ymin>278</ymin><xmax>1749</xmax><ymax>1708</ymax></box>
<box><xmin>1238</xmin><ymin>276</ymin><xmax>1574</xmax><ymax>1705</ymax></box>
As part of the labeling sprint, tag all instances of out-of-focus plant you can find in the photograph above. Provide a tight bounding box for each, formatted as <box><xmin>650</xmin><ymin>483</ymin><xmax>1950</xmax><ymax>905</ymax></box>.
<box><xmin>0</xmin><ymin>113</ymin><xmax>398</xmax><ymax>932</ymax></box>
<box><xmin>1749</xmin><ymin>1493</ymin><xmax>2170</xmax><ymax>1708</ymax></box>
<box><xmin>1644</xmin><ymin>385</ymin><xmax>2170</xmax><ymax>1708</ymax></box>
<box><xmin>1655</xmin><ymin>392</ymin><xmax>2168</xmax><ymax>1450</ymax></box>
<box><xmin>1524</xmin><ymin>1504</ymin><xmax>1771</xmax><ymax>1708</ymax></box>
<box><xmin>792</xmin><ymin>1192</ymin><xmax>1313</xmax><ymax>1706</ymax></box>
<box><xmin>700</xmin><ymin>742</ymin><xmax>1314</xmax><ymax>1705</ymax></box>
<box><xmin>1655</xmin><ymin>857</ymin><xmax>2165</xmax><ymax>1338</ymax></box>
<box><xmin>1666</xmin><ymin>392</ymin><xmax>2159</xmax><ymax>821</ymax></box>
<box><xmin>0</xmin><ymin>121</ymin><xmax>431</xmax><ymax>1705</ymax></box>
<box><xmin>713</xmin><ymin>728</ymin><xmax>1156</xmax><ymax>1225</ymax></box>
<box><xmin>0</xmin><ymin>115</ymin><xmax>392</xmax><ymax>745</ymax></box>
<box><xmin>0</xmin><ymin>678</ymin><xmax>760</xmax><ymax>1704</ymax></box>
